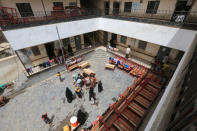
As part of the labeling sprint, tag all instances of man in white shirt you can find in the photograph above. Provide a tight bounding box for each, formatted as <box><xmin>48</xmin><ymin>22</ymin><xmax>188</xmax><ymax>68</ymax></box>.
<box><xmin>125</xmin><ymin>45</ymin><xmax>131</xmax><ymax>59</ymax></box>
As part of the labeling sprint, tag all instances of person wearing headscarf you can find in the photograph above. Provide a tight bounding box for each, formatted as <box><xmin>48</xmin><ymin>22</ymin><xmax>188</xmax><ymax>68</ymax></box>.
<box><xmin>65</xmin><ymin>87</ymin><xmax>74</xmax><ymax>103</ymax></box>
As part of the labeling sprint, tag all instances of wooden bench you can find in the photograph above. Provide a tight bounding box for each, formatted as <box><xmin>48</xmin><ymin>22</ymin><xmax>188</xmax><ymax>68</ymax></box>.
<box><xmin>145</xmin><ymin>84</ymin><xmax>159</xmax><ymax>95</ymax></box>
<box><xmin>78</xmin><ymin>61</ymin><xmax>90</xmax><ymax>68</ymax></box>
<box><xmin>134</xmin><ymin>95</ymin><xmax>151</xmax><ymax>109</ymax></box>
<box><xmin>148</xmin><ymin>81</ymin><xmax>162</xmax><ymax>89</ymax></box>
<box><xmin>121</xmin><ymin>108</ymin><xmax>140</xmax><ymax>127</ymax></box>
<box><xmin>139</xmin><ymin>89</ymin><xmax>155</xmax><ymax>101</ymax></box>
<box><xmin>128</xmin><ymin>102</ymin><xmax>146</xmax><ymax>117</ymax></box>
<box><xmin>105</xmin><ymin>64</ymin><xmax>115</xmax><ymax>70</ymax></box>
<box><xmin>113</xmin><ymin>116</ymin><xmax>134</xmax><ymax>131</ymax></box>
<box><xmin>105</xmin><ymin>113</ymin><xmax>118</xmax><ymax>127</ymax></box>
<box><xmin>83</xmin><ymin>68</ymin><xmax>95</xmax><ymax>76</ymax></box>
<box><xmin>68</xmin><ymin>64</ymin><xmax>78</xmax><ymax>71</ymax></box>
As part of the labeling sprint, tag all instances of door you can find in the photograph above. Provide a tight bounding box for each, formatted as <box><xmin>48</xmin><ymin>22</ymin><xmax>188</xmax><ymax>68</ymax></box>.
<box><xmin>104</xmin><ymin>2</ymin><xmax>109</xmax><ymax>15</ymax></box>
<box><xmin>45</xmin><ymin>42</ymin><xmax>55</xmax><ymax>59</ymax></box>
<box><xmin>16</xmin><ymin>3</ymin><xmax>34</xmax><ymax>17</ymax></box>
<box><xmin>74</xmin><ymin>35</ymin><xmax>82</xmax><ymax>50</ymax></box>
<box><xmin>103</xmin><ymin>31</ymin><xmax>108</xmax><ymax>45</ymax></box>
<box><xmin>171</xmin><ymin>0</ymin><xmax>194</xmax><ymax>22</ymax></box>
<box><xmin>111</xmin><ymin>33</ymin><xmax>117</xmax><ymax>40</ymax></box>
<box><xmin>157</xmin><ymin>46</ymin><xmax>171</xmax><ymax>60</ymax></box>
<box><xmin>113</xmin><ymin>2</ymin><xmax>120</xmax><ymax>15</ymax></box>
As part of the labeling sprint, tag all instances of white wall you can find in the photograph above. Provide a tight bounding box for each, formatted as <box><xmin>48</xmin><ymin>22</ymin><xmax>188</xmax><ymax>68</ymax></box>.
<box><xmin>0</xmin><ymin>55</ymin><xmax>25</xmax><ymax>84</ymax></box>
<box><xmin>3</xmin><ymin>18</ymin><xmax>196</xmax><ymax>52</ymax></box>
<box><xmin>3</xmin><ymin>18</ymin><xmax>99</xmax><ymax>50</ymax></box>
<box><xmin>100</xmin><ymin>18</ymin><xmax>196</xmax><ymax>51</ymax></box>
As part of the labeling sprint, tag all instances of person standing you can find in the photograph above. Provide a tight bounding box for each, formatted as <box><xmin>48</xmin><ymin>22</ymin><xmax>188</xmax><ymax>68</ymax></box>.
<box><xmin>57</xmin><ymin>72</ymin><xmax>62</xmax><ymax>82</ymax></box>
<box><xmin>89</xmin><ymin>87</ymin><xmax>95</xmax><ymax>102</ymax></box>
<box><xmin>75</xmin><ymin>86</ymin><xmax>82</xmax><ymax>98</ymax></box>
<box><xmin>125</xmin><ymin>45</ymin><xmax>131</xmax><ymax>59</ymax></box>
<box><xmin>98</xmin><ymin>81</ymin><xmax>103</xmax><ymax>93</ymax></box>
<box><xmin>65</xmin><ymin>87</ymin><xmax>74</xmax><ymax>103</ymax></box>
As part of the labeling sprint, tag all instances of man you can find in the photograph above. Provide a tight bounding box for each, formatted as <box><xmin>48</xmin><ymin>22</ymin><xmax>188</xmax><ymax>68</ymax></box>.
<box><xmin>162</xmin><ymin>53</ymin><xmax>169</xmax><ymax>64</ymax></box>
<box><xmin>89</xmin><ymin>87</ymin><xmax>95</xmax><ymax>102</ymax></box>
<box><xmin>125</xmin><ymin>45</ymin><xmax>131</xmax><ymax>59</ymax></box>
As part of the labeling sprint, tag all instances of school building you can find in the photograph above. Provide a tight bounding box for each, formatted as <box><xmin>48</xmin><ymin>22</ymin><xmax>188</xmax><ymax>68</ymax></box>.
<box><xmin>0</xmin><ymin>0</ymin><xmax>197</xmax><ymax>130</ymax></box>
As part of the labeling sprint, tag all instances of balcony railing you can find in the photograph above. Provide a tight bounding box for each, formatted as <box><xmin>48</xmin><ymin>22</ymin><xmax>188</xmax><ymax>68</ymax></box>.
<box><xmin>1</xmin><ymin>8</ymin><xmax>197</xmax><ymax>29</ymax></box>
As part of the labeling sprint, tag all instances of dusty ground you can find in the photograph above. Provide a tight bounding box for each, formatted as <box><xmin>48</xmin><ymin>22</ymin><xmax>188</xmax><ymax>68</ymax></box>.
<box><xmin>0</xmin><ymin>49</ymin><xmax>134</xmax><ymax>131</ymax></box>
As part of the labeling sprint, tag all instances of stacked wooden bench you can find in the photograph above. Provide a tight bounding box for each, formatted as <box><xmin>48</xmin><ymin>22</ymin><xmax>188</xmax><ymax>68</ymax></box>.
<box><xmin>92</xmin><ymin>72</ymin><xmax>163</xmax><ymax>131</ymax></box>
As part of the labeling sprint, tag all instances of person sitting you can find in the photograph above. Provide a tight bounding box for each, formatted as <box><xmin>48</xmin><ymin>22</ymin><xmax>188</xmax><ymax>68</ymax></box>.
<box><xmin>76</xmin><ymin>78</ymin><xmax>83</xmax><ymax>87</ymax></box>
<box><xmin>75</xmin><ymin>86</ymin><xmax>82</xmax><ymax>98</ymax></box>
<box><xmin>98</xmin><ymin>81</ymin><xmax>103</xmax><ymax>93</ymax></box>
<box><xmin>90</xmin><ymin>74</ymin><xmax>96</xmax><ymax>87</ymax></box>
<box><xmin>72</xmin><ymin>73</ymin><xmax>79</xmax><ymax>85</ymax></box>
<box><xmin>65</xmin><ymin>87</ymin><xmax>74</xmax><ymax>103</ymax></box>
<box><xmin>85</xmin><ymin>77</ymin><xmax>91</xmax><ymax>86</ymax></box>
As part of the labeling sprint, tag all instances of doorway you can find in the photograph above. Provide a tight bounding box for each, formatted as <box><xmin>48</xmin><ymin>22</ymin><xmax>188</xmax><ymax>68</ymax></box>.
<box><xmin>103</xmin><ymin>31</ymin><xmax>108</xmax><ymax>45</ymax></box>
<box><xmin>157</xmin><ymin>46</ymin><xmax>171</xmax><ymax>60</ymax></box>
<box><xmin>74</xmin><ymin>35</ymin><xmax>82</xmax><ymax>50</ymax></box>
<box><xmin>45</xmin><ymin>42</ymin><xmax>55</xmax><ymax>59</ymax></box>
<box><xmin>104</xmin><ymin>2</ymin><xmax>109</xmax><ymax>15</ymax></box>
<box><xmin>113</xmin><ymin>2</ymin><xmax>120</xmax><ymax>15</ymax></box>
<box><xmin>111</xmin><ymin>33</ymin><xmax>117</xmax><ymax>40</ymax></box>
<box><xmin>171</xmin><ymin>0</ymin><xmax>194</xmax><ymax>22</ymax></box>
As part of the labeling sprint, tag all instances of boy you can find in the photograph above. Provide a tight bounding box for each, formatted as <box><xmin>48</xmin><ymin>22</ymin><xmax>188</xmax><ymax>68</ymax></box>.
<box><xmin>125</xmin><ymin>45</ymin><xmax>131</xmax><ymax>59</ymax></box>
<box><xmin>57</xmin><ymin>72</ymin><xmax>62</xmax><ymax>82</ymax></box>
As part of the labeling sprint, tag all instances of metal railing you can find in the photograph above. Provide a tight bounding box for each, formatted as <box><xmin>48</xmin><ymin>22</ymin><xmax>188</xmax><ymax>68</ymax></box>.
<box><xmin>1</xmin><ymin>8</ymin><xmax>197</xmax><ymax>28</ymax></box>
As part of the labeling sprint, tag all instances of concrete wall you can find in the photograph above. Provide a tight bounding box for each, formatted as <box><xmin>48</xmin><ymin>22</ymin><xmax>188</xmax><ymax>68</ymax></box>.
<box><xmin>25</xmin><ymin>44</ymin><xmax>49</xmax><ymax>66</ymax></box>
<box><xmin>3</xmin><ymin>18</ymin><xmax>98</xmax><ymax>50</ymax></box>
<box><xmin>23</xmin><ymin>34</ymin><xmax>85</xmax><ymax>66</ymax></box>
<box><xmin>0</xmin><ymin>0</ymin><xmax>79</xmax><ymax>16</ymax></box>
<box><xmin>4</xmin><ymin>18</ymin><xmax>196</xmax><ymax>52</ymax></box>
<box><xmin>0</xmin><ymin>55</ymin><xmax>25</xmax><ymax>84</ymax></box>
<box><xmin>100</xmin><ymin>18</ymin><xmax>196</xmax><ymax>51</ymax></box>
<box><xmin>145</xmin><ymin>35</ymin><xmax>197</xmax><ymax>131</ymax></box>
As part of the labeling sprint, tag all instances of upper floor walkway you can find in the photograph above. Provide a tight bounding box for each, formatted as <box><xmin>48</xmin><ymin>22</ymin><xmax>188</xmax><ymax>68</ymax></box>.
<box><xmin>1</xmin><ymin>7</ymin><xmax>197</xmax><ymax>31</ymax></box>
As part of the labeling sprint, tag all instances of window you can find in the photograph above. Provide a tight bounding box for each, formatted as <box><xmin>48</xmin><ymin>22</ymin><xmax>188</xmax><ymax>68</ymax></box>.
<box><xmin>69</xmin><ymin>2</ymin><xmax>77</xmax><ymax>6</ymax></box>
<box><xmin>146</xmin><ymin>1</ymin><xmax>160</xmax><ymax>14</ymax></box>
<box><xmin>138</xmin><ymin>40</ymin><xmax>147</xmax><ymax>50</ymax></box>
<box><xmin>124</xmin><ymin>2</ymin><xmax>132</xmax><ymax>12</ymax></box>
<box><xmin>53</xmin><ymin>2</ymin><xmax>63</xmax><ymax>7</ymax></box>
<box><xmin>120</xmin><ymin>36</ymin><xmax>127</xmax><ymax>44</ymax></box>
<box><xmin>16</xmin><ymin>3</ymin><xmax>34</xmax><ymax>17</ymax></box>
<box><xmin>31</xmin><ymin>46</ymin><xmax>40</xmax><ymax>56</ymax></box>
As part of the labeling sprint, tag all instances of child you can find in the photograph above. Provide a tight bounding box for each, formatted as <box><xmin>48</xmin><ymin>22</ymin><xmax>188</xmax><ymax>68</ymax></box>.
<box><xmin>75</xmin><ymin>86</ymin><xmax>82</xmax><ymax>98</ymax></box>
<box><xmin>57</xmin><ymin>72</ymin><xmax>62</xmax><ymax>82</ymax></box>
<box><xmin>98</xmin><ymin>81</ymin><xmax>103</xmax><ymax>93</ymax></box>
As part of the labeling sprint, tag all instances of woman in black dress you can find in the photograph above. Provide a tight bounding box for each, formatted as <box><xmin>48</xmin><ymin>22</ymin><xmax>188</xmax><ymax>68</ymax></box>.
<box><xmin>65</xmin><ymin>87</ymin><xmax>74</xmax><ymax>103</ymax></box>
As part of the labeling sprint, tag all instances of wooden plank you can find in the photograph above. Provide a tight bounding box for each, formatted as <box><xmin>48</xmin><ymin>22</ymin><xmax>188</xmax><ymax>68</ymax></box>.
<box><xmin>134</xmin><ymin>95</ymin><xmax>151</xmax><ymax>109</ymax></box>
<box><xmin>128</xmin><ymin>101</ymin><xmax>146</xmax><ymax>117</ymax></box>
<box><xmin>148</xmin><ymin>81</ymin><xmax>161</xmax><ymax>89</ymax></box>
<box><xmin>68</xmin><ymin>64</ymin><xmax>78</xmax><ymax>71</ymax></box>
<box><xmin>139</xmin><ymin>89</ymin><xmax>155</xmax><ymax>101</ymax></box>
<box><xmin>117</xmin><ymin>101</ymin><xmax>128</xmax><ymax>113</ymax></box>
<box><xmin>145</xmin><ymin>84</ymin><xmax>159</xmax><ymax>95</ymax></box>
<box><xmin>105</xmin><ymin>113</ymin><xmax>118</xmax><ymax>127</ymax></box>
<box><xmin>105</xmin><ymin>64</ymin><xmax>115</xmax><ymax>70</ymax></box>
<box><xmin>121</xmin><ymin>108</ymin><xmax>140</xmax><ymax>127</ymax></box>
<box><xmin>109</xmin><ymin>126</ymin><xmax>117</xmax><ymax>131</ymax></box>
<box><xmin>113</xmin><ymin>116</ymin><xmax>134</xmax><ymax>131</ymax></box>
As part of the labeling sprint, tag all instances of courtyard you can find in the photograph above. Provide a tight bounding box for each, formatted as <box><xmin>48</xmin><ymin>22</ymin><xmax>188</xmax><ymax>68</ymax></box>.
<box><xmin>0</xmin><ymin>48</ymin><xmax>135</xmax><ymax>131</ymax></box>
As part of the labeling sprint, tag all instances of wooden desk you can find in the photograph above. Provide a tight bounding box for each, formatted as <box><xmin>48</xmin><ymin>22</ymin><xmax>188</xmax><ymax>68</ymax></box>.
<box><xmin>83</xmin><ymin>68</ymin><xmax>95</xmax><ymax>75</ymax></box>
<box><xmin>68</xmin><ymin>64</ymin><xmax>78</xmax><ymax>71</ymax></box>
<box><xmin>79</xmin><ymin>61</ymin><xmax>89</xmax><ymax>68</ymax></box>
<box><xmin>105</xmin><ymin>64</ymin><xmax>115</xmax><ymax>70</ymax></box>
